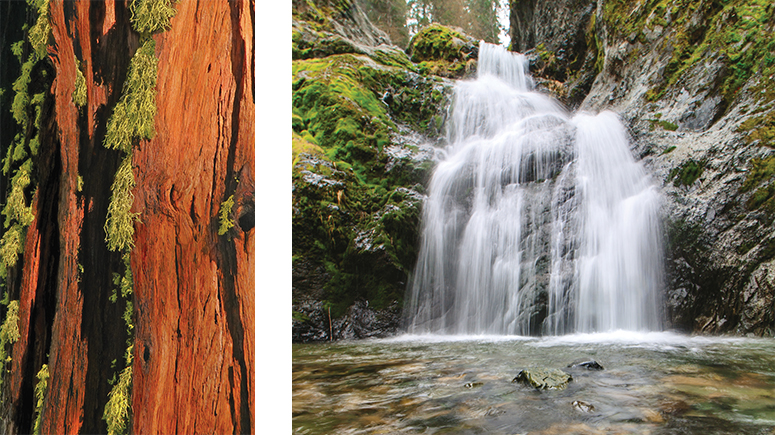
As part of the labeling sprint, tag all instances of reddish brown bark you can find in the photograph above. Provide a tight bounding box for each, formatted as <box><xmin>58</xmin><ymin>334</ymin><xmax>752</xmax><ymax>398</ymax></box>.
<box><xmin>1</xmin><ymin>0</ymin><xmax>254</xmax><ymax>433</ymax></box>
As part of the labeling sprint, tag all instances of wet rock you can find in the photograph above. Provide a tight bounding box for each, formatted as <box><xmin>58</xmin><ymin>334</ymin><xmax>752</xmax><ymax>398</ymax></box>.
<box><xmin>512</xmin><ymin>368</ymin><xmax>572</xmax><ymax>390</ymax></box>
<box><xmin>572</xmin><ymin>400</ymin><xmax>595</xmax><ymax>413</ymax></box>
<box><xmin>464</xmin><ymin>382</ymin><xmax>483</xmax><ymax>389</ymax></box>
<box><xmin>568</xmin><ymin>360</ymin><xmax>604</xmax><ymax>370</ymax></box>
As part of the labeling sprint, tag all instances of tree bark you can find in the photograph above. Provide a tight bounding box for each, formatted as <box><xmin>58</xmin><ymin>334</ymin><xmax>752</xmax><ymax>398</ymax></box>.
<box><xmin>0</xmin><ymin>1</ymin><xmax>254</xmax><ymax>433</ymax></box>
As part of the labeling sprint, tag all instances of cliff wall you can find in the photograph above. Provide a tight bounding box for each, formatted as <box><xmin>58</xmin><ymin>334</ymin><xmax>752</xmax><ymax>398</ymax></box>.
<box><xmin>512</xmin><ymin>0</ymin><xmax>775</xmax><ymax>335</ymax></box>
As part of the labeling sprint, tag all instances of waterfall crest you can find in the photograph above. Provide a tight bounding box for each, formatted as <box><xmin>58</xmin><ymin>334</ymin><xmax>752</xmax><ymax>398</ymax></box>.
<box><xmin>403</xmin><ymin>42</ymin><xmax>663</xmax><ymax>336</ymax></box>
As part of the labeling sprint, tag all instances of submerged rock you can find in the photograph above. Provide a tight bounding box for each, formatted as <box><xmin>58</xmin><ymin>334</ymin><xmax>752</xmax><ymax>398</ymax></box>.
<box><xmin>572</xmin><ymin>400</ymin><xmax>595</xmax><ymax>413</ymax></box>
<box><xmin>568</xmin><ymin>360</ymin><xmax>605</xmax><ymax>370</ymax></box>
<box><xmin>512</xmin><ymin>368</ymin><xmax>572</xmax><ymax>390</ymax></box>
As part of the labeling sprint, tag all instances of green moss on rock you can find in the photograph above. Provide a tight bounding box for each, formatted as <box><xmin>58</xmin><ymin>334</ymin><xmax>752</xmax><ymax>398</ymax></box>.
<box><xmin>606</xmin><ymin>0</ymin><xmax>775</xmax><ymax>108</ymax></box>
<box><xmin>741</xmin><ymin>156</ymin><xmax>775</xmax><ymax>192</ymax></box>
<box><xmin>737</xmin><ymin>110</ymin><xmax>775</xmax><ymax>147</ymax></box>
<box><xmin>669</xmin><ymin>159</ymin><xmax>705</xmax><ymax>186</ymax></box>
<box><xmin>408</xmin><ymin>24</ymin><xmax>471</xmax><ymax>63</ymax></box>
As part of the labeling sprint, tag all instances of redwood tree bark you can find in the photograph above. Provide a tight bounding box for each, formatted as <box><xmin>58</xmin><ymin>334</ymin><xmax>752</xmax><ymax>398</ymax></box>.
<box><xmin>0</xmin><ymin>1</ymin><xmax>254</xmax><ymax>433</ymax></box>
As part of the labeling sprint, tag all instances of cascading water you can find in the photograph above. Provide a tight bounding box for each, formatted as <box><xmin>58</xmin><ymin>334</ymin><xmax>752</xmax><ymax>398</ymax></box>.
<box><xmin>403</xmin><ymin>42</ymin><xmax>663</xmax><ymax>336</ymax></box>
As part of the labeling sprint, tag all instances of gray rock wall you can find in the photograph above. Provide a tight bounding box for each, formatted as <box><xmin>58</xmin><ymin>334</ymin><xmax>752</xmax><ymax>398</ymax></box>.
<box><xmin>514</xmin><ymin>0</ymin><xmax>775</xmax><ymax>336</ymax></box>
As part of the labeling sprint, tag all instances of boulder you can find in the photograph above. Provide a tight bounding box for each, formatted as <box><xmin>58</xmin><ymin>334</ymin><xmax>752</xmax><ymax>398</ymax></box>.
<box><xmin>512</xmin><ymin>368</ymin><xmax>572</xmax><ymax>390</ymax></box>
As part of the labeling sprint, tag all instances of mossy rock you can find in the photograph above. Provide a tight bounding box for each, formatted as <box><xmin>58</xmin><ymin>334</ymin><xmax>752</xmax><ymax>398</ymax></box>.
<box><xmin>407</xmin><ymin>24</ymin><xmax>477</xmax><ymax>64</ymax></box>
<box><xmin>512</xmin><ymin>368</ymin><xmax>573</xmax><ymax>390</ymax></box>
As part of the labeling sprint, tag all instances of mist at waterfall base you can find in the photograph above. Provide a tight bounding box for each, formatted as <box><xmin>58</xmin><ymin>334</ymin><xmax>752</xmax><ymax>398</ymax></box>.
<box><xmin>403</xmin><ymin>42</ymin><xmax>663</xmax><ymax>336</ymax></box>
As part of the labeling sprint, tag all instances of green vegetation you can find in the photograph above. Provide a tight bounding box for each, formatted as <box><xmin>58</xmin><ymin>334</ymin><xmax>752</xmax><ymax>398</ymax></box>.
<box><xmin>739</xmin><ymin>156</ymin><xmax>775</xmax><ymax>212</ymax></box>
<box><xmin>218</xmin><ymin>195</ymin><xmax>235</xmax><ymax>236</ymax></box>
<box><xmin>662</xmin><ymin>145</ymin><xmax>677</xmax><ymax>154</ymax></box>
<box><xmin>740</xmin><ymin>156</ymin><xmax>775</xmax><ymax>192</ymax></box>
<box><xmin>103</xmin><ymin>37</ymin><xmax>158</xmax><ymax>154</ymax></box>
<box><xmin>669</xmin><ymin>160</ymin><xmax>705</xmax><ymax>186</ymax></box>
<box><xmin>0</xmin><ymin>300</ymin><xmax>21</xmax><ymax>392</ymax></box>
<box><xmin>32</xmin><ymin>364</ymin><xmax>49</xmax><ymax>435</ymax></box>
<box><xmin>104</xmin><ymin>354</ymin><xmax>132</xmax><ymax>435</ymax></box>
<box><xmin>407</xmin><ymin>24</ymin><xmax>469</xmax><ymax>63</ymax></box>
<box><xmin>0</xmin><ymin>0</ymin><xmax>52</xmax><ymax>285</ymax></box>
<box><xmin>27</xmin><ymin>0</ymin><xmax>51</xmax><ymax>60</ymax></box>
<box><xmin>649</xmin><ymin>118</ymin><xmax>679</xmax><ymax>131</ymax></box>
<box><xmin>73</xmin><ymin>56</ymin><xmax>87</xmax><ymax>108</ymax></box>
<box><xmin>103</xmin><ymin>253</ymin><xmax>134</xmax><ymax>435</ymax></box>
<box><xmin>292</xmin><ymin>29</ymin><xmax>445</xmax><ymax>316</ymax></box>
<box><xmin>104</xmin><ymin>157</ymin><xmax>139</xmax><ymax>252</ymax></box>
<box><xmin>129</xmin><ymin>0</ymin><xmax>177</xmax><ymax>33</ymax></box>
<box><xmin>604</xmin><ymin>0</ymin><xmax>775</xmax><ymax>109</ymax></box>
<box><xmin>737</xmin><ymin>111</ymin><xmax>775</xmax><ymax>147</ymax></box>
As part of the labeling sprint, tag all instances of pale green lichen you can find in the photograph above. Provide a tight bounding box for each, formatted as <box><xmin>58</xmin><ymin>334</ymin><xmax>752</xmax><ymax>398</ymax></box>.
<box><xmin>218</xmin><ymin>195</ymin><xmax>235</xmax><ymax>236</ymax></box>
<box><xmin>0</xmin><ymin>226</ymin><xmax>25</xmax><ymax>279</ymax></box>
<box><xmin>104</xmin><ymin>252</ymin><xmax>134</xmax><ymax>435</ymax></box>
<box><xmin>104</xmin><ymin>362</ymin><xmax>132</xmax><ymax>435</ymax></box>
<box><xmin>27</xmin><ymin>0</ymin><xmax>51</xmax><ymax>61</ymax></box>
<box><xmin>104</xmin><ymin>157</ymin><xmax>139</xmax><ymax>252</ymax></box>
<box><xmin>73</xmin><ymin>57</ymin><xmax>87</xmax><ymax>108</ymax></box>
<box><xmin>3</xmin><ymin>160</ymin><xmax>35</xmax><ymax>229</ymax></box>
<box><xmin>129</xmin><ymin>0</ymin><xmax>177</xmax><ymax>34</ymax></box>
<box><xmin>0</xmin><ymin>300</ymin><xmax>21</xmax><ymax>391</ymax></box>
<box><xmin>32</xmin><ymin>364</ymin><xmax>49</xmax><ymax>435</ymax></box>
<box><xmin>103</xmin><ymin>37</ymin><xmax>158</xmax><ymax>153</ymax></box>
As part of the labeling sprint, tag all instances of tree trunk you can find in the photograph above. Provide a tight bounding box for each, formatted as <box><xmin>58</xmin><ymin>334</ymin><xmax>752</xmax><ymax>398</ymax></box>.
<box><xmin>0</xmin><ymin>1</ymin><xmax>254</xmax><ymax>433</ymax></box>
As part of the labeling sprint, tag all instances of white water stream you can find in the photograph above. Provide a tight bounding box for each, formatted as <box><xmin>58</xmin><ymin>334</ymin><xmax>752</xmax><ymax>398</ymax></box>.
<box><xmin>403</xmin><ymin>42</ymin><xmax>663</xmax><ymax>335</ymax></box>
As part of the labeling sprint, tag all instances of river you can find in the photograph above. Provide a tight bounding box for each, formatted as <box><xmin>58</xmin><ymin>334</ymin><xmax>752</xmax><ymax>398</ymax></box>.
<box><xmin>293</xmin><ymin>332</ymin><xmax>775</xmax><ymax>434</ymax></box>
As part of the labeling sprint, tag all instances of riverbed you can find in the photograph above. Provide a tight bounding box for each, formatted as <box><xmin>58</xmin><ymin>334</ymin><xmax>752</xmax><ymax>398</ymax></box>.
<box><xmin>293</xmin><ymin>331</ymin><xmax>775</xmax><ymax>434</ymax></box>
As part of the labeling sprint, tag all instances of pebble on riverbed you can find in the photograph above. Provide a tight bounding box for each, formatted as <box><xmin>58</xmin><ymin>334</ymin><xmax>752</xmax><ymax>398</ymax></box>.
<box><xmin>568</xmin><ymin>360</ymin><xmax>605</xmax><ymax>370</ymax></box>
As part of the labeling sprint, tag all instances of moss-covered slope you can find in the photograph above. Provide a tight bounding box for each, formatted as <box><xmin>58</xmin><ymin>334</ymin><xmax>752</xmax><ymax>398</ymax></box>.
<box><xmin>292</xmin><ymin>0</ymin><xmax>462</xmax><ymax>340</ymax></box>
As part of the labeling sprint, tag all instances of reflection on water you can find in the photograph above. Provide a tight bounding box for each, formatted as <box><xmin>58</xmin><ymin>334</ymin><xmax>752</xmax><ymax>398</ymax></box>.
<box><xmin>293</xmin><ymin>332</ymin><xmax>775</xmax><ymax>434</ymax></box>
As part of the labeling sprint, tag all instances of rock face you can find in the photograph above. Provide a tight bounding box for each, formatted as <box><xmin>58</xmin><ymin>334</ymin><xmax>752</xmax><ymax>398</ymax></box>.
<box><xmin>511</xmin><ymin>0</ymin><xmax>775</xmax><ymax>336</ymax></box>
<box><xmin>0</xmin><ymin>1</ymin><xmax>254</xmax><ymax>433</ymax></box>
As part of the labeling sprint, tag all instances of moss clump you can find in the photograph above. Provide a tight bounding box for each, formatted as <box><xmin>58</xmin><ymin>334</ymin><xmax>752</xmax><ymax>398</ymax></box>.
<box><xmin>73</xmin><ymin>56</ymin><xmax>87</xmax><ymax>108</ymax></box>
<box><xmin>669</xmin><ymin>160</ymin><xmax>705</xmax><ymax>186</ymax></box>
<box><xmin>27</xmin><ymin>0</ymin><xmax>51</xmax><ymax>60</ymax></box>
<box><xmin>31</xmin><ymin>364</ymin><xmax>49</xmax><ymax>435</ymax></box>
<box><xmin>746</xmin><ymin>183</ymin><xmax>775</xmax><ymax>211</ymax></box>
<box><xmin>218</xmin><ymin>195</ymin><xmax>235</xmax><ymax>236</ymax></box>
<box><xmin>0</xmin><ymin>300</ymin><xmax>21</xmax><ymax>391</ymax></box>
<box><xmin>649</xmin><ymin>118</ymin><xmax>679</xmax><ymax>131</ymax></box>
<box><xmin>3</xmin><ymin>160</ymin><xmax>35</xmax><ymax>229</ymax></box>
<box><xmin>737</xmin><ymin>111</ymin><xmax>775</xmax><ymax>147</ymax></box>
<box><xmin>408</xmin><ymin>24</ymin><xmax>469</xmax><ymax>63</ymax></box>
<box><xmin>104</xmin><ymin>253</ymin><xmax>134</xmax><ymax>435</ymax></box>
<box><xmin>104</xmin><ymin>157</ymin><xmax>139</xmax><ymax>252</ymax></box>
<box><xmin>129</xmin><ymin>0</ymin><xmax>177</xmax><ymax>33</ymax></box>
<box><xmin>741</xmin><ymin>156</ymin><xmax>775</xmax><ymax>192</ymax></box>
<box><xmin>103</xmin><ymin>356</ymin><xmax>132</xmax><ymax>435</ymax></box>
<box><xmin>103</xmin><ymin>37</ymin><xmax>158</xmax><ymax>153</ymax></box>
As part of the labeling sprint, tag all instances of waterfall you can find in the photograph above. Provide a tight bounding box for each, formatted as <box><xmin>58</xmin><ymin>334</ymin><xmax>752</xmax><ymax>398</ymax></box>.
<box><xmin>403</xmin><ymin>42</ymin><xmax>663</xmax><ymax>336</ymax></box>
